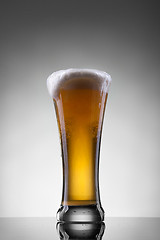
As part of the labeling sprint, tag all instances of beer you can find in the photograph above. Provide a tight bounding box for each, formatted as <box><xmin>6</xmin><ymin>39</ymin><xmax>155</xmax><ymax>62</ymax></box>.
<box><xmin>47</xmin><ymin>69</ymin><xmax>111</xmax><ymax>222</ymax></box>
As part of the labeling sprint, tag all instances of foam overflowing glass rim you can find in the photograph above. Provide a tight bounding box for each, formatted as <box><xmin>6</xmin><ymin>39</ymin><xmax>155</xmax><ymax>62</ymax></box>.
<box><xmin>47</xmin><ymin>68</ymin><xmax>112</xmax><ymax>99</ymax></box>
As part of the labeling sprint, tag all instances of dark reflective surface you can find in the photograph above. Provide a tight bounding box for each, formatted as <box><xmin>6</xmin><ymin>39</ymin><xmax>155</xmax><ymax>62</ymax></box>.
<box><xmin>0</xmin><ymin>217</ymin><xmax>160</xmax><ymax>240</ymax></box>
<box><xmin>57</xmin><ymin>222</ymin><xmax>105</xmax><ymax>239</ymax></box>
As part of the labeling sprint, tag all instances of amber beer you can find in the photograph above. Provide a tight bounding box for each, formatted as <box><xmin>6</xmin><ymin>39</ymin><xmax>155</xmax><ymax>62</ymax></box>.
<box><xmin>47</xmin><ymin>69</ymin><xmax>111</xmax><ymax>222</ymax></box>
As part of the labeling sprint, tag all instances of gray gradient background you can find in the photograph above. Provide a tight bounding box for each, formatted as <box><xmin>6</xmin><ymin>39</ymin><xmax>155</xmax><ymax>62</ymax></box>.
<box><xmin>0</xmin><ymin>0</ymin><xmax>159</xmax><ymax>217</ymax></box>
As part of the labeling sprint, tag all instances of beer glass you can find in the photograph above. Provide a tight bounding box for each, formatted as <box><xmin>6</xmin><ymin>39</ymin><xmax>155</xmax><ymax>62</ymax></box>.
<box><xmin>47</xmin><ymin>69</ymin><xmax>111</xmax><ymax>222</ymax></box>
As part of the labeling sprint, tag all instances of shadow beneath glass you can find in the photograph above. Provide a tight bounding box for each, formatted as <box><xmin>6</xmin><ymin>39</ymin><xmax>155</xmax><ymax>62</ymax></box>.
<box><xmin>56</xmin><ymin>222</ymin><xmax>105</xmax><ymax>239</ymax></box>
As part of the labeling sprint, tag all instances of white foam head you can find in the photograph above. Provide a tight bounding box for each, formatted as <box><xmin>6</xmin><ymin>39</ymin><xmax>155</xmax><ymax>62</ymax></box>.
<box><xmin>47</xmin><ymin>68</ymin><xmax>112</xmax><ymax>99</ymax></box>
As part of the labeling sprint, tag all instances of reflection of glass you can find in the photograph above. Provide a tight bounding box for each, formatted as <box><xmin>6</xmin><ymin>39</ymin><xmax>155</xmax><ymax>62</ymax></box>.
<box><xmin>57</xmin><ymin>222</ymin><xmax>105</xmax><ymax>240</ymax></box>
<box><xmin>47</xmin><ymin>69</ymin><xmax>112</xmax><ymax>222</ymax></box>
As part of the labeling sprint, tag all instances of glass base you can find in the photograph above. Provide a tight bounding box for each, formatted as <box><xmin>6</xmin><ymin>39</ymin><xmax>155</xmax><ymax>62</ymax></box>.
<box><xmin>57</xmin><ymin>221</ymin><xmax>105</xmax><ymax>239</ymax></box>
<box><xmin>57</xmin><ymin>204</ymin><xmax>104</xmax><ymax>222</ymax></box>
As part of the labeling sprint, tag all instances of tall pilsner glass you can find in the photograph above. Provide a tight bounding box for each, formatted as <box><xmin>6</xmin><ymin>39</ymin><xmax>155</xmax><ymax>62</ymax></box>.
<box><xmin>47</xmin><ymin>69</ymin><xmax>111</xmax><ymax>222</ymax></box>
